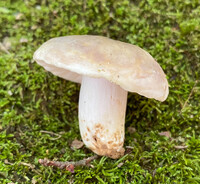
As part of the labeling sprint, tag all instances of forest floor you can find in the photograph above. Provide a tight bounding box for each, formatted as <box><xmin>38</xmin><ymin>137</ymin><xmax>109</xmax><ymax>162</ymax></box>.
<box><xmin>0</xmin><ymin>0</ymin><xmax>200</xmax><ymax>183</ymax></box>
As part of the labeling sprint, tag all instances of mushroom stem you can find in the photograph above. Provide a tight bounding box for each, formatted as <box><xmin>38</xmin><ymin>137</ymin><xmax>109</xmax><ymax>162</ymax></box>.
<box><xmin>78</xmin><ymin>76</ymin><xmax>128</xmax><ymax>159</ymax></box>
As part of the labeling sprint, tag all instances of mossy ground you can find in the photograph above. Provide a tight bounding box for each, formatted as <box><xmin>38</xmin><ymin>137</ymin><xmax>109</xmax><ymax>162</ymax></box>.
<box><xmin>0</xmin><ymin>0</ymin><xmax>200</xmax><ymax>183</ymax></box>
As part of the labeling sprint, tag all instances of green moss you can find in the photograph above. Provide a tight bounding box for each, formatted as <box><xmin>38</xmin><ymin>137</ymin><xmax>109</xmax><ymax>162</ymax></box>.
<box><xmin>0</xmin><ymin>0</ymin><xmax>200</xmax><ymax>183</ymax></box>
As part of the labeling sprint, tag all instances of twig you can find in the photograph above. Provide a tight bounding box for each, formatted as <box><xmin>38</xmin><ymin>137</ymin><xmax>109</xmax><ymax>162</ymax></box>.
<box><xmin>125</xmin><ymin>146</ymin><xmax>134</xmax><ymax>149</ymax></box>
<box><xmin>20</xmin><ymin>162</ymin><xmax>41</xmax><ymax>175</ymax></box>
<box><xmin>40</xmin><ymin>130</ymin><xmax>64</xmax><ymax>140</ymax></box>
<box><xmin>181</xmin><ymin>80</ymin><xmax>198</xmax><ymax>112</ymax></box>
<box><xmin>4</xmin><ymin>160</ymin><xmax>40</xmax><ymax>174</ymax></box>
<box><xmin>20</xmin><ymin>162</ymin><xmax>35</xmax><ymax>169</ymax></box>
<box><xmin>38</xmin><ymin>155</ymin><xmax>98</xmax><ymax>173</ymax></box>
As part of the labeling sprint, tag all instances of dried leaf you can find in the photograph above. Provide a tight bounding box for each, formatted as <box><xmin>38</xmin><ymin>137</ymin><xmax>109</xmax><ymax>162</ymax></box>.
<box><xmin>31</xmin><ymin>25</ymin><xmax>38</xmax><ymax>30</ymax></box>
<box><xmin>3</xmin><ymin>37</ymin><xmax>12</xmax><ymax>50</ymax></box>
<box><xmin>20</xmin><ymin>38</ymin><xmax>28</xmax><ymax>43</ymax></box>
<box><xmin>174</xmin><ymin>145</ymin><xmax>188</xmax><ymax>149</ymax></box>
<box><xmin>66</xmin><ymin>164</ymin><xmax>74</xmax><ymax>173</ymax></box>
<box><xmin>31</xmin><ymin>178</ymin><xmax>37</xmax><ymax>184</ymax></box>
<box><xmin>127</xmin><ymin>127</ymin><xmax>136</xmax><ymax>134</ymax></box>
<box><xmin>117</xmin><ymin>162</ymin><xmax>124</xmax><ymax>168</ymax></box>
<box><xmin>159</xmin><ymin>131</ymin><xmax>171</xmax><ymax>138</ymax></box>
<box><xmin>0</xmin><ymin>37</ymin><xmax>13</xmax><ymax>54</ymax></box>
<box><xmin>71</xmin><ymin>139</ymin><xmax>84</xmax><ymax>150</ymax></box>
<box><xmin>177</xmin><ymin>136</ymin><xmax>185</xmax><ymax>143</ymax></box>
<box><xmin>15</xmin><ymin>12</ymin><xmax>23</xmax><ymax>20</ymax></box>
<box><xmin>8</xmin><ymin>90</ymin><xmax>13</xmax><ymax>96</ymax></box>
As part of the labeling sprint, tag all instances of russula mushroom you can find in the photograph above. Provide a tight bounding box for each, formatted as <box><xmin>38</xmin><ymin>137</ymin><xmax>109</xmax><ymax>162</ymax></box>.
<box><xmin>33</xmin><ymin>35</ymin><xmax>169</xmax><ymax>159</ymax></box>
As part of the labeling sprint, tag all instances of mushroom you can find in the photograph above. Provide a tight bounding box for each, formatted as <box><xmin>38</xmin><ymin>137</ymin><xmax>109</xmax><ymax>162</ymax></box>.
<box><xmin>33</xmin><ymin>35</ymin><xmax>169</xmax><ymax>159</ymax></box>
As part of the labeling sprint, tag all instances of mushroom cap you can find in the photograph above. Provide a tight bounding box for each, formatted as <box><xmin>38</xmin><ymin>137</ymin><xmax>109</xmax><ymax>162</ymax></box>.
<box><xmin>33</xmin><ymin>35</ymin><xmax>169</xmax><ymax>101</ymax></box>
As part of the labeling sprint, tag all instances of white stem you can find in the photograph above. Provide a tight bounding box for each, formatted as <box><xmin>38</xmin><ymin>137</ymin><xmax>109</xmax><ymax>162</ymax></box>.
<box><xmin>78</xmin><ymin>76</ymin><xmax>128</xmax><ymax>159</ymax></box>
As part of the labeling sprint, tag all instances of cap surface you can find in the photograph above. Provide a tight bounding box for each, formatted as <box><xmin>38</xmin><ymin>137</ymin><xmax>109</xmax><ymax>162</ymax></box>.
<box><xmin>33</xmin><ymin>35</ymin><xmax>169</xmax><ymax>101</ymax></box>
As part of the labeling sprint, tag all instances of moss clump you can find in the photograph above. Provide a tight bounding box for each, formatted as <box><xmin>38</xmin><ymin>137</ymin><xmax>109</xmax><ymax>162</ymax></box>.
<box><xmin>0</xmin><ymin>0</ymin><xmax>200</xmax><ymax>183</ymax></box>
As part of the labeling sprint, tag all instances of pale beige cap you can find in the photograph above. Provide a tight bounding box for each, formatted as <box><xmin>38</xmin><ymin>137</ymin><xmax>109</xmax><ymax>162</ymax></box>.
<box><xmin>33</xmin><ymin>35</ymin><xmax>169</xmax><ymax>101</ymax></box>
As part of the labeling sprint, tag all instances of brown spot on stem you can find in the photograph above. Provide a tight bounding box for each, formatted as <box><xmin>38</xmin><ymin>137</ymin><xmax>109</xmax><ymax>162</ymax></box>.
<box><xmin>112</xmin><ymin>143</ymin><xmax>118</xmax><ymax>147</ymax></box>
<box><xmin>95</xmin><ymin>123</ymin><xmax>104</xmax><ymax>130</ymax></box>
<box><xmin>101</xmin><ymin>144</ymin><xmax>108</xmax><ymax>149</ymax></box>
<box><xmin>93</xmin><ymin>135</ymin><xmax>97</xmax><ymax>142</ymax></box>
<box><xmin>83</xmin><ymin>123</ymin><xmax>125</xmax><ymax>159</ymax></box>
<box><xmin>87</xmin><ymin>127</ymin><xmax>90</xmax><ymax>132</ymax></box>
